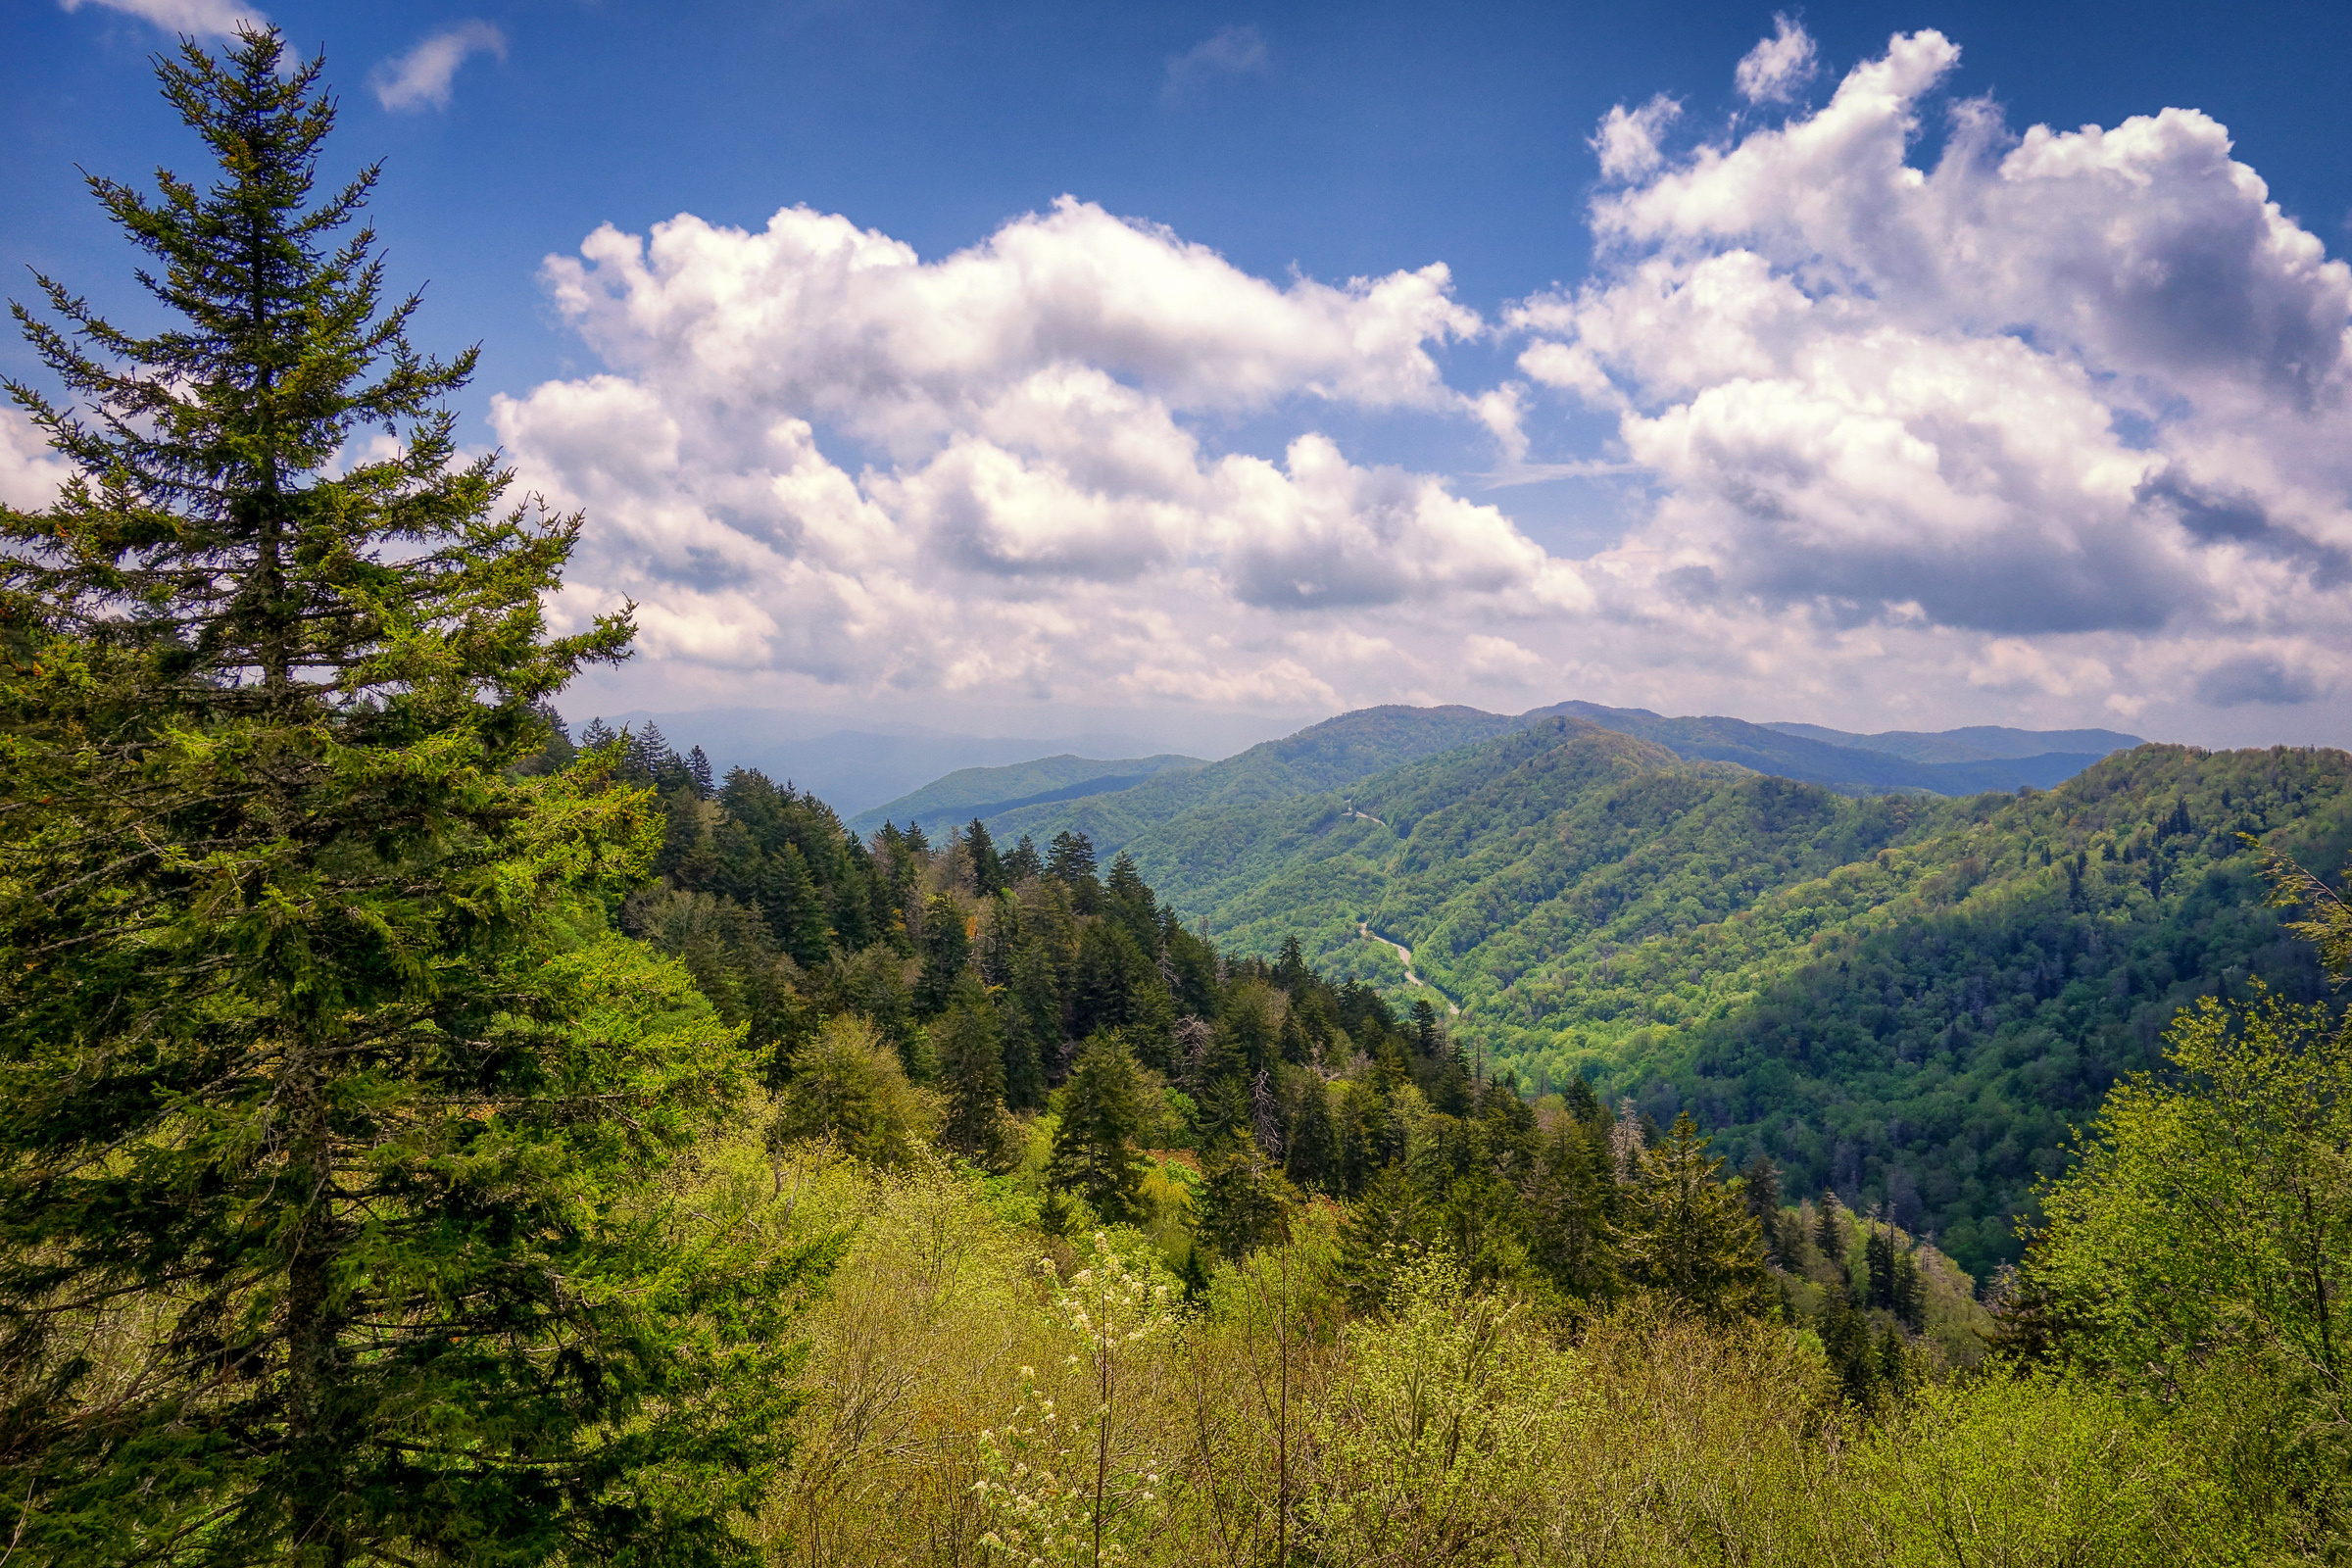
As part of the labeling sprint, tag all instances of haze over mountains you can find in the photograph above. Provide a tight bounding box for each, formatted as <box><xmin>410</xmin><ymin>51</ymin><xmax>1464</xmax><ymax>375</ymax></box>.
<box><xmin>850</xmin><ymin>702</ymin><xmax>2144</xmax><ymax>841</ymax></box>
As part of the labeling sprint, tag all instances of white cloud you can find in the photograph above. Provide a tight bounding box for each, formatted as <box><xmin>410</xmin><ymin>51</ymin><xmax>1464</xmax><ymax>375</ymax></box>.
<box><xmin>1591</xmin><ymin>94</ymin><xmax>1680</xmax><ymax>181</ymax></box>
<box><xmin>1734</xmin><ymin>14</ymin><xmax>1818</xmax><ymax>105</ymax></box>
<box><xmin>0</xmin><ymin>410</ymin><xmax>74</xmax><ymax>511</ymax></box>
<box><xmin>515</xmin><ymin>34</ymin><xmax>2352</xmax><ymax>746</ymax></box>
<box><xmin>1164</xmin><ymin>24</ymin><xmax>1269</xmax><ymax>98</ymax></box>
<box><xmin>501</xmin><ymin>200</ymin><xmax>1555</xmax><ymax>714</ymax></box>
<box><xmin>57</xmin><ymin>0</ymin><xmax>264</xmax><ymax>37</ymax></box>
<box><xmin>370</xmin><ymin>21</ymin><xmax>506</xmax><ymax>113</ymax></box>
<box><xmin>1502</xmin><ymin>28</ymin><xmax>2352</xmax><ymax>735</ymax></box>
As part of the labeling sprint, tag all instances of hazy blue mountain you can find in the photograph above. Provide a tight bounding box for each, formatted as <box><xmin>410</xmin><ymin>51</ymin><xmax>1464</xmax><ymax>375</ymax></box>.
<box><xmin>975</xmin><ymin>701</ymin><xmax>2150</xmax><ymax>861</ymax></box>
<box><xmin>1534</xmin><ymin>702</ymin><xmax>2121</xmax><ymax>795</ymax></box>
<box><xmin>585</xmin><ymin>707</ymin><xmax>1174</xmax><ymax>815</ymax></box>
<box><xmin>1764</xmin><ymin>719</ymin><xmax>2144</xmax><ymax>764</ymax></box>
<box><xmin>847</xmin><ymin>753</ymin><xmax>1206</xmax><ymax>837</ymax></box>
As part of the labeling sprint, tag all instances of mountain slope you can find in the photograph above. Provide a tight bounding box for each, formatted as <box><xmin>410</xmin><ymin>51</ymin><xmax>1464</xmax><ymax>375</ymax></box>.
<box><xmin>980</xmin><ymin>702</ymin><xmax>2134</xmax><ymax>859</ymax></box>
<box><xmin>846</xmin><ymin>753</ymin><xmax>1205</xmax><ymax>836</ymax></box>
<box><xmin>1534</xmin><ymin>702</ymin><xmax>2124</xmax><ymax>795</ymax></box>
<box><xmin>982</xmin><ymin>704</ymin><xmax>1534</xmax><ymax>852</ymax></box>
<box><xmin>1110</xmin><ymin>720</ymin><xmax>2352</xmax><ymax>1277</ymax></box>
<box><xmin>1764</xmin><ymin>720</ymin><xmax>2144</xmax><ymax>764</ymax></box>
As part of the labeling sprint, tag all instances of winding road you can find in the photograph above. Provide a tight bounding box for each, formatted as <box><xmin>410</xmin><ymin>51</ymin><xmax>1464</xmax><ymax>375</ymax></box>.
<box><xmin>1356</xmin><ymin>921</ymin><xmax>1460</xmax><ymax>1016</ymax></box>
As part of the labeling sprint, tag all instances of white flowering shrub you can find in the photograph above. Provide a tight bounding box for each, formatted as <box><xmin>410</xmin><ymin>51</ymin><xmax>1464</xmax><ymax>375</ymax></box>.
<box><xmin>975</xmin><ymin>1235</ymin><xmax>1172</xmax><ymax>1567</ymax></box>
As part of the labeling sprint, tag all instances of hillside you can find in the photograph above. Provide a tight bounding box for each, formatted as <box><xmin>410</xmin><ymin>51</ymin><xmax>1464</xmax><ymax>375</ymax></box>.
<box><xmin>978</xmin><ymin>702</ymin><xmax>2144</xmax><ymax>859</ymax></box>
<box><xmin>981</xmin><ymin>703</ymin><xmax>1535</xmax><ymax>850</ymax></box>
<box><xmin>1533</xmin><ymin>702</ymin><xmax>2129</xmax><ymax>795</ymax></box>
<box><xmin>1764</xmin><ymin>720</ymin><xmax>2144</xmax><ymax>765</ymax></box>
<box><xmin>845</xmin><ymin>751</ymin><xmax>1205</xmax><ymax>836</ymax></box>
<box><xmin>1101</xmin><ymin>720</ymin><xmax>2352</xmax><ymax>1276</ymax></box>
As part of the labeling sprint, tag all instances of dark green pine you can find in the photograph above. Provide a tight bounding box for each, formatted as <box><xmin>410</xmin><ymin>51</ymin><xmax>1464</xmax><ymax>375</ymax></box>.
<box><xmin>0</xmin><ymin>29</ymin><xmax>821</xmax><ymax>1567</ymax></box>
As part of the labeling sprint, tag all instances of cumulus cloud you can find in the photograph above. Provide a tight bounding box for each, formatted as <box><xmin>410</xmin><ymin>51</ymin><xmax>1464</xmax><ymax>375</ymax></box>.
<box><xmin>1503</xmin><ymin>27</ymin><xmax>2352</xmax><ymax>733</ymax></box>
<box><xmin>1734</xmin><ymin>14</ymin><xmax>1818</xmax><ymax>105</ymax></box>
<box><xmin>370</xmin><ymin>21</ymin><xmax>506</xmax><ymax>113</ymax></box>
<box><xmin>1164</xmin><ymin>24</ymin><xmax>1270</xmax><ymax>98</ymax></box>
<box><xmin>0</xmin><ymin>410</ymin><xmax>73</xmax><ymax>511</ymax></box>
<box><xmin>512</xmin><ymin>30</ymin><xmax>2352</xmax><ymax>743</ymax></box>
<box><xmin>1592</xmin><ymin>94</ymin><xmax>1680</xmax><ymax>180</ymax></box>
<box><xmin>57</xmin><ymin>0</ymin><xmax>263</xmax><ymax>36</ymax></box>
<box><xmin>501</xmin><ymin>200</ymin><xmax>1550</xmax><ymax>711</ymax></box>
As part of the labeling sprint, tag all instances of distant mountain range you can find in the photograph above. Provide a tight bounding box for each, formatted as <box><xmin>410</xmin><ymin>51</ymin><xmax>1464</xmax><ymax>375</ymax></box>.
<box><xmin>1539</xmin><ymin>703</ymin><xmax>2138</xmax><ymax>797</ymax></box>
<box><xmin>960</xmin><ymin>703</ymin><xmax>2144</xmax><ymax>859</ymax></box>
<box><xmin>585</xmin><ymin>707</ymin><xmax>1178</xmax><ymax>816</ymax></box>
<box><xmin>1761</xmin><ymin>720</ymin><xmax>2145</xmax><ymax>765</ymax></box>
<box><xmin>846</xmin><ymin>753</ymin><xmax>1206</xmax><ymax>837</ymax></box>
<box><xmin>943</xmin><ymin>706</ymin><xmax>2339</xmax><ymax>1279</ymax></box>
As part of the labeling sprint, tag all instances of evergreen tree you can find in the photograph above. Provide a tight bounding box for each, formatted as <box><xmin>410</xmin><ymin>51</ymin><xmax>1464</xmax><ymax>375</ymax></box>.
<box><xmin>1477</xmin><ymin>1070</ymin><xmax>1539</xmax><ymax>1180</ymax></box>
<box><xmin>630</xmin><ymin>719</ymin><xmax>673</xmax><ymax>782</ymax></box>
<box><xmin>1617</xmin><ymin>1114</ymin><xmax>1772</xmax><ymax>1322</ymax></box>
<box><xmin>1048</xmin><ymin>828</ymin><xmax>1100</xmax><ymax>910</ymax></box>
<box><xmin>1525</xmin><ymin>1121</ymin><xmax>1620</xmax><ymax>1303</ymax></box>
<box><xmin>1004</xmin><ymin>937</ymin><xmax>1060</xmax><ymax>1104</ymax></box>
<box><xmin>1071</xmin><ymin>918</ymin><xmax>1159</xmax><ymax>1044</ymax></box>
<box><xmin>1330</xmin><ymin>1082</ymin><xmax>1383</xmax><ymax>1199</ymax></box>
<box><xmin>913</xmin><ymin>890</ymin><xmax>971</xmax><ymax>1014</ymax></box>
<box><xmin>1198</xmin><ymin>1147</ymin><xmax>1296</xmax><ymax>1261</ymax></box>
<box><xmin>1286</xmin><ymin>1074</ymin><xmax>1337</xmax><ymax>1191</ymax></box>
<box><xmin>1274</xmin><ymin>934</ymin><xmax>1310</xmax><ymax>997</ymax></box>
<box><xmin>936</xmin><ymin>978</ymin><xmax>1008</xmax><ymax>1165</ymax></box>
<box><xmin>1410</xmin><ymin>997</ymin><xmax>1440</xmax><ymax>1056</ymax></box>
<box><xmin>1740</xmin><ymin>1154</ymin><xmax>1783</xmax><ymax>1261</ymax></box>
<box><xmin>966</xmin><ymin>815</ymin><xmax>1006</xmax><ymax>896</ymax></box>
<box><xmin>1003</xmin><ymin>832</ymin><xmax>1044</xmax><ymax>883</ymax></box>
<box><xmin>1104</xmin><ymin>851</ymin><xmax>1158</xmax><ymax>951</ymax></box>
<box><xmin>1893</xmin><ymin>1244</ymin><xmax>1927</xmax><ymax>1332</ymax></box>
<box><xmin>686</xmin><ymin>742</ymin><xmax>715</xmax><ymax>798</ymax></box>
<box><xmin>1048</xmin><ymin>1033</ymin><xmax>1151</xmax><ymax>1222</ymax></box>
<box><xmin>769</xmin><ymin>841</ymin><xmax>833</xmax><ymax>967</ymax></box>
<box><xmin>1815</xmin><ymin>1192</ymin><xmax>1848</xmax><ymax>1261</ymax></box>
<box><xmin>1865</xmin><ymin>1222</ymin><xmax>1897</xmax><ymax>1311</ymax></box>
<box><xmin>0</xmin><ymin>32</ymin><xmax>817</xmax><ymax>1563</ymax></box>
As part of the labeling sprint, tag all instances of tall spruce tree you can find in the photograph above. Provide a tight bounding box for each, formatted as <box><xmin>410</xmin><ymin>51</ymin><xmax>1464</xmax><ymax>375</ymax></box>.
<box><xmin>936</xmin><ymin>977</ymin><xmax>1007</xmax><ymax>1164</ymax></box>
<box><xmin>1617</xmin><ymin>1114</ymin><xmax>1771</xmax><ymax>1322</ymax></box>
<box><xmin>0</xmin><ymin>32</ymin><xmax>820</xmax><ymax>1565</ymax></box>
<box><xmin>1047</xmin><ymin>1034</ymin><xmax>1151</xmax><ymax>1222</ymax></box>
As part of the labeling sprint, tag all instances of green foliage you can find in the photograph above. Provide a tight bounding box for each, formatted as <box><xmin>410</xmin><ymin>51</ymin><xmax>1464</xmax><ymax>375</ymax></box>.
<box><xmin>2024</xmin><ymin>979</ymin><xmax>2352</xmax><ymax>1536</ymax></box>
<box><xmin>1305</xmin><ymin>1250</ymin><xmax>1563</xmax><ymax>1565</ymax></box>
<box><xmin>773</xmin><ymin>1013</ymin><xmax>939</xmax><ymax>1167</ymax></box>
<box><xmin>1849</xmin><ymin>1372</ymin><xmax>2243</xmax><ymax>1565</ymax></box>
<box><xmin>1053</xmin><ymin>714</ymin><xmax>2349</xmax><ymax>1277</ymax></box>
<box><xmin>1051</xmin><ymin>1036</ymin><xmax>1154</xmax><ymax>1223</ymax></box>
<box><xmin>1617</xmin><ymin>1113</ymin><xmax>1773</xmax><ymax>1323</ymax></box>
<box><xmin>0</xmin><ymin>31</ymin><xmax>809</xmax><ymax>1564</ymax></box>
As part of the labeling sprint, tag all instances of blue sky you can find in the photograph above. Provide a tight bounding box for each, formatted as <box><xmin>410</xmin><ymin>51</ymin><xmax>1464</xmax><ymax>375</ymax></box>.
<box><xmin>7</xmin><ymin>0</ymin><xmax>2352</xmax><ymax>753</ymax></box>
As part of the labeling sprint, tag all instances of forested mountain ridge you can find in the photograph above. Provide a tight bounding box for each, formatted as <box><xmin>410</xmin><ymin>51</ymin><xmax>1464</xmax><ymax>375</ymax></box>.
<box><xmin>845</xmin><ymin>751</ymin><xmax>1205</xmax><ymax>837</ymax></box>
<box><xmin>1533</xmin><ymin>701</ymin><xmax>2128</xmax><ymax>794</ymax></box>
<box><xmin>980</xmin><ymin>703</ymin><xmax>1536</xmax><ymax>850</ymax></box>
<box><xmin>1764</xmin><ymin>720</ymin><xmax>2144</xmax><ymax>764</ymax></box>
<box><xmin>975</xmin><ymin>702</ymin><xmax>2141</xmax><ymax>866</ymax></box>
<box><xmin>1092</xmin><ymin>720</ymin><xmax>2351</xmax><ymax>1275</ymax></box>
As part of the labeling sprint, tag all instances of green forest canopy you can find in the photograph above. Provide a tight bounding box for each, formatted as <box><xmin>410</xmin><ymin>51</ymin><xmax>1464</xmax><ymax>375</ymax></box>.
<box><xmin>11</xmin><ymin>27</ymin><xmax>2352</xmax><ymax>1566</ymax></box>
